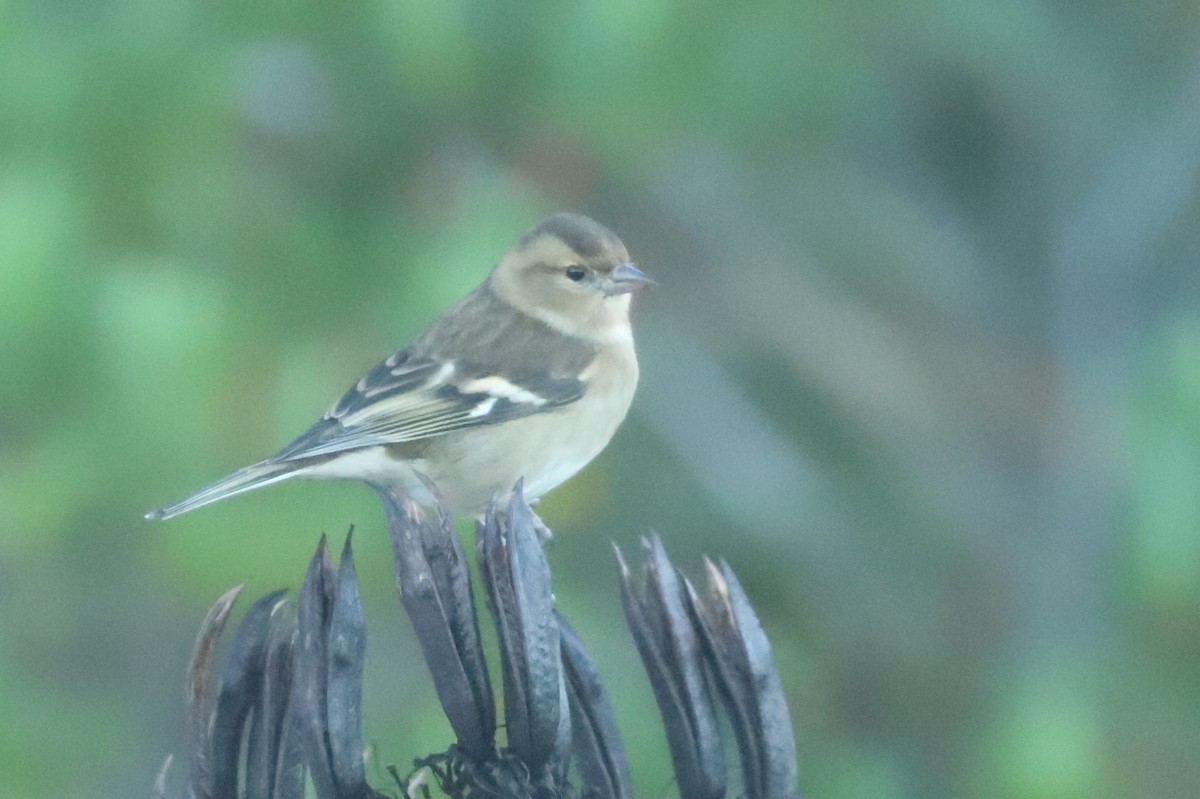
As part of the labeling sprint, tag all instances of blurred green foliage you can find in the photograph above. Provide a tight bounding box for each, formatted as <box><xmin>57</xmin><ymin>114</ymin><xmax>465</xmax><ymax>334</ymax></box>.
<box><xmin>2</xmin><ymin>1</ymin><xmax>1200</xmax><ymax>797</ymax></box>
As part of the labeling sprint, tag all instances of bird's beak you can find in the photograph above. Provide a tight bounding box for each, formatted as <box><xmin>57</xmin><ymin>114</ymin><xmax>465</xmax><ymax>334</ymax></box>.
<box><xmin>604</xmin><ymin>262</ymin><xmax>655</xmax><ymax>296</ymax></box>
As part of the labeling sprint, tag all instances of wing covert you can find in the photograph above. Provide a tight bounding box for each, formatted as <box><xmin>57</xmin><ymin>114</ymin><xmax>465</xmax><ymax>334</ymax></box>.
<box><xmin>271</xmin><ymin>352</ymin><xmax>585</xmax><ymax>463</ymax></box>
<box><xmin>270</xmin><ymin>281</ymin><xmax>597</xmax><ymax>463</ymax></box>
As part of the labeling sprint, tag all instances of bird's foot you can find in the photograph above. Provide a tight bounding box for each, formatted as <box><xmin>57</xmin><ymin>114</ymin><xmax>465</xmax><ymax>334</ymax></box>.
<box><xmin>530</xmin><ymin>507</ymin><xmax>554</xmax><ymax>544</ymax></box>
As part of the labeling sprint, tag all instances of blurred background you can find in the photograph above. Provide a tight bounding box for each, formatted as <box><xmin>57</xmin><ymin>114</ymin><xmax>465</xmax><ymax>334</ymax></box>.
<box><xmin>2</xmin><ymin>1</ymin><xmax>1199</xmax><ymax>797</ymax></box>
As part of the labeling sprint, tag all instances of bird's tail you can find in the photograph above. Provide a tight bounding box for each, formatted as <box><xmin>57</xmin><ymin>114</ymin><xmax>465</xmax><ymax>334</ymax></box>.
<box><xmin>145</xmin><ymin>460</ymin><xmax>301</xmax><ymax>521</ymax></box>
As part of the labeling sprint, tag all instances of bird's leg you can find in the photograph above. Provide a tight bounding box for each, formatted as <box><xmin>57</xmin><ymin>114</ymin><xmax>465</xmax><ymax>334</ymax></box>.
<box><xmin>473</xmin><ymin>497</ymin><xmax>554</xmax><ymax>543</ymax></box>
<box><xmin>528</xmin><ymin>499</ymin><xmax>554</xmax><ymax>543</ymax></box>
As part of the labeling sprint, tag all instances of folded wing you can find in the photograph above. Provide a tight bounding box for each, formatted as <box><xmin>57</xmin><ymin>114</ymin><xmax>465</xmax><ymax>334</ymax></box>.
<box><xmin>271</xmin><ymin>349</ymin><xmax>586</xmax><ymax>462</ymax></box>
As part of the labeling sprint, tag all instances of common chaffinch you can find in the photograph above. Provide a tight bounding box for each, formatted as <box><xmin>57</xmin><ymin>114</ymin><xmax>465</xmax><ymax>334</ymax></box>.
<box><xmin>147</xmin><ymin>213</ymin><xmax>652</xmax><ymax>521</ymax></box>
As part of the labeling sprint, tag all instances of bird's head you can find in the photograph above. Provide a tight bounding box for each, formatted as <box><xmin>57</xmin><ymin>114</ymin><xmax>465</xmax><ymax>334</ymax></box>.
<box><xmin>491</xmin><ymin>213</ymin><xmax>653</xmax><ymax>341</ymax></box>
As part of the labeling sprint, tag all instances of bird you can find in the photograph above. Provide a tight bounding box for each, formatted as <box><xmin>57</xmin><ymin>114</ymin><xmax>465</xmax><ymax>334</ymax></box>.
<box><xmin>146</xmin><ymin>212</ymin><xmax>652</xmax><ymax>522</ymax></box>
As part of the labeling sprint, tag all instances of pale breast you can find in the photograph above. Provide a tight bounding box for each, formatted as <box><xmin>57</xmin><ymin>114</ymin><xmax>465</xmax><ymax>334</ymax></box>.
<box><xmin>420</xmin><ymin>339</ymin><xmax>638</xmax><ymax>513</ymax></box>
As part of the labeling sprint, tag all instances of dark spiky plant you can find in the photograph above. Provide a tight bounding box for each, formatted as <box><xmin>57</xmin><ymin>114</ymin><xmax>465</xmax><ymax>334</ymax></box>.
<box><xmin>155</xmin><ymin>481</ymin><xmax>801</xmax><ymax>799</ymax></box>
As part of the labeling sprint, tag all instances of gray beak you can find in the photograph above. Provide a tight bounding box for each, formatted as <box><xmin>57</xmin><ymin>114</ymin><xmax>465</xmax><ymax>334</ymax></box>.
<box><xmin>604</xmin><ymin>262</ymin><xmax>655</xmax><ymax>296</ymax></box>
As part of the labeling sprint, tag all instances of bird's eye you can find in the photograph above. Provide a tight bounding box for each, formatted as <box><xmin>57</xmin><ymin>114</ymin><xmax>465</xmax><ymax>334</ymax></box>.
<box><xmin>564</xmin><ymin>265</ymin><xmax>587</xmax><ymax>282</ymax></box>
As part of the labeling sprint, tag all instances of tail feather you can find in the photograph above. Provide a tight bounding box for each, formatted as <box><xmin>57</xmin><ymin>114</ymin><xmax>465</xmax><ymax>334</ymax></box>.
<box><xmin>145</xmin><ymin>460</ymin><xmax>301</xmax><ymax>521</ymax></box>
